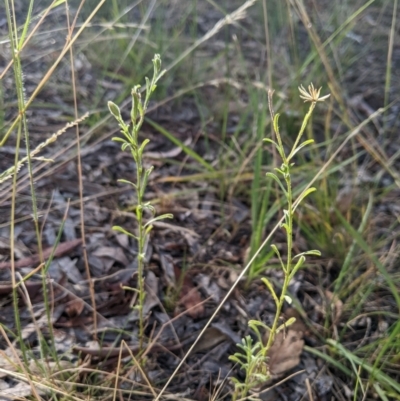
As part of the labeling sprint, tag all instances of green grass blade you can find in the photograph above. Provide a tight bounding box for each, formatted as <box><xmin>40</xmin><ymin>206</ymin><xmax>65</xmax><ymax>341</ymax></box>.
<box><xmin>334</xmin><ymin>192</ymin><xmax>373</xmax><ymax>293</ymax></box>
<box><xmin>333</xmin><ymin>206</ymin><xmax>400</xmax><ymax>311</ymax></box>
<box><xmin>18</xmin><ymin>0</ymin><xmax>35</xmax><ymax>48</ymax></box>
<box><xmin>327</xmin><ymin>340</ymin><xmax>400</xmax><ymax>394</ymax></box>
<box><xmin>303</xmin><ymin>345</ymin><xmax>352</xmax><ymax>376</ymax></box>
<box><xmin>145</xmin><ymin>117</ymin><xmax>215</xmax><ymax>172</ymax></box>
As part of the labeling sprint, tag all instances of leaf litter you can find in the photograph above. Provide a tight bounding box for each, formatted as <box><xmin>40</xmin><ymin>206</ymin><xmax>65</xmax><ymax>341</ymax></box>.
<box><xmin>0</xmin><ymin>1</ymin><xmax>399</xmax><ymax>400</ymax></box>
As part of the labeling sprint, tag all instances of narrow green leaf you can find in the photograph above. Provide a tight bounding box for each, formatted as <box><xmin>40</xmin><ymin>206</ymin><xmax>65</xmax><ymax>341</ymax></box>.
<box><xmin>261</xmin><ymin>277</ymin><xmax>279</xmax><ymax>307</ymax></box>
<box><xmin>294</xmin><ymin>187</ymin><xmax>317</xmax><ymax>210</ymax></box>
<box><xmin>271</xmin><ymin>244</ymin><xmax>286</xmax><ymax>272</ymax></box>
<box><xmin>274</xmin><ymin>167</ymin><xmax>285</xmax><ymax>176</ymax></box>
<box><xmin>273</xmin><ymin>113</ymin><xmax>280</xmax><ymax>136</ymax></box>
<box><xmin>51</xmin><ymin>0</ymin><xmax>67</xmax><ymax>8</ymax></box>
<box><xmin>112</xmin><ymin>137</ymin><xmax>126</xmax><ymax>143</ymax></box>
<box><xmin>144</xmin><ymin>213</ymin><xmax>173</xmax><ymax>228</ymax></box>
<box><xmin>263</xmin><ymin>138</ymin><xmax>280</xmax><ymax>153</ymax></box>
<box><xmin>117</xmin><ymin>179</ymin><xmax>137</xmax><ymax>188</ymax></box>
<box><xmin>276</xmin><ymin>317</ymin><xmax>296</xmax><ymax>333</ymax></box>
<box><xmin>289</xmin><ymin>139</ymin><xmax>315</xmax><ymax>159</ymax></box>
<box><xmin>333</xmin><ymin>205</ymin><xmax>400</xmax><ymax>310</ymax></box>
<box><xmin>289</xmin><ymin>255</ymin><xmax>306</xmax><ymax>279</ymax></box>
<box><xmin>138</xmin><ymin>138</ymin><xmax>150</xmax><ymax>156</ymax></box>
<box><xmin>327</xmin><ymin>339</ymin><xmax>400</xmax><ymax>393</ymax></box>
<box><xmin>229</xmin><ymin>355</ymin><xmax>243</xmax><ymax>364</ymax></box>
<box><xmin>145</xmin><ymin>118</ymin><xmax>215</xmax><ymax>172</ymax></box>
<box><xmin>281</xmin><ymin>223</ymin><xmax>290</xmax><ymax>233</ymax></box>
<box><xmin>122</xmin><ymin>286</ymin><xmax>139</xmax><ymax>293</ymax></box>
<box><xmin>294</xmin><ymin>249</ymin><xmax>321</xmax><ymax>259</ymax></box>
<box><xmin>153</xmin><ymin>54</ymin><xmax>162</xmax><ymax>72</ymax></box>
<box><xmin>130</xmin><ymin>85</ymin><xmax>141</xmax><ymax>122</ymax></box>
<box><xmin>266</xmin><ymin>172</ymin><xmax>288</xmax><ymax>197</ymax></box>
<box><xmin>304</xmin><ymin>345</ymin><xmax>352</xmax><ymax>376</ymax></box>
<box><xmin>248</xmin><ymin>319</ymin><xmax>271</xmax><ymax>332</ymax></box>
<box><xmin>112</xmin><ymin>226</ymin><xmax>137</xmax><ymax>239</ymax></box>
<box><xmin>373</xmin><ymin>383</ymin><xmax>390</xmax><ymax>401</ymax></box>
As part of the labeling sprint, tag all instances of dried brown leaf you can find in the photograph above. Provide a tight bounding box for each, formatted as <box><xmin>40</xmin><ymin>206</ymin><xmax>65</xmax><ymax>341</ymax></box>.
<box><xmin>267</xmin><ymin>329</ymin><xmax>304</xmax><ymax>379</ymax></box>
<box><xmin>174</xmin><ymin>266</ymin><xmax>204</xmax><ymax>319</ymax></box>
<box><xmin>192</xmin><ymin>327</ymin><xmax>227</xmax><ymax>353</ymax></box>
<box><xmin>65</xmin><ymin>296</ymin><xmax>85</xmax><ymax>318</ymax></box>
<box><xmin>0</xmin><ymin>239</ymin><xmax>82</xmax><ymax>270</ymax></box>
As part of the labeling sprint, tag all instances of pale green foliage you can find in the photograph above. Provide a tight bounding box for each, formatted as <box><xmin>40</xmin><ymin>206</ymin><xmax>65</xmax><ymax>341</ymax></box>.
<box><xmin>230</xmin><ymin>84</ymin><xmax>329</xmax><ymax>399</ymax></box>
<box><xmin>108</xmin><ymin>55</ymin><xmax>172</xmax><ymax>352</ymax></box>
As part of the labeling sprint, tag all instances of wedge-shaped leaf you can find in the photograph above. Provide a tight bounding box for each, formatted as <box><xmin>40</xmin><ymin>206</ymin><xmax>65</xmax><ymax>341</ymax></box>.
<box><xmin>108</xmin><ymin>101</ymin><xmax>122</xmax><ymax>120</ymax></box>
<box><xmin>266</xmin><ymin>172</ymin><xmax>288</xmax><ymax>197</ymax></box>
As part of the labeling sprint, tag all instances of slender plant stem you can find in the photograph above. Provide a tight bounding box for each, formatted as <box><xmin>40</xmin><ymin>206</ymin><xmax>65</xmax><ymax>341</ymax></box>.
<box><xmin>108</xmin><ymin>55</ymin><xmax>171</xmax><ymax>357</ymax></box>
<box><xmin>230</xmin><ymin>85</ymin><xmax>329</xmax><ymax>399</ymax></box>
